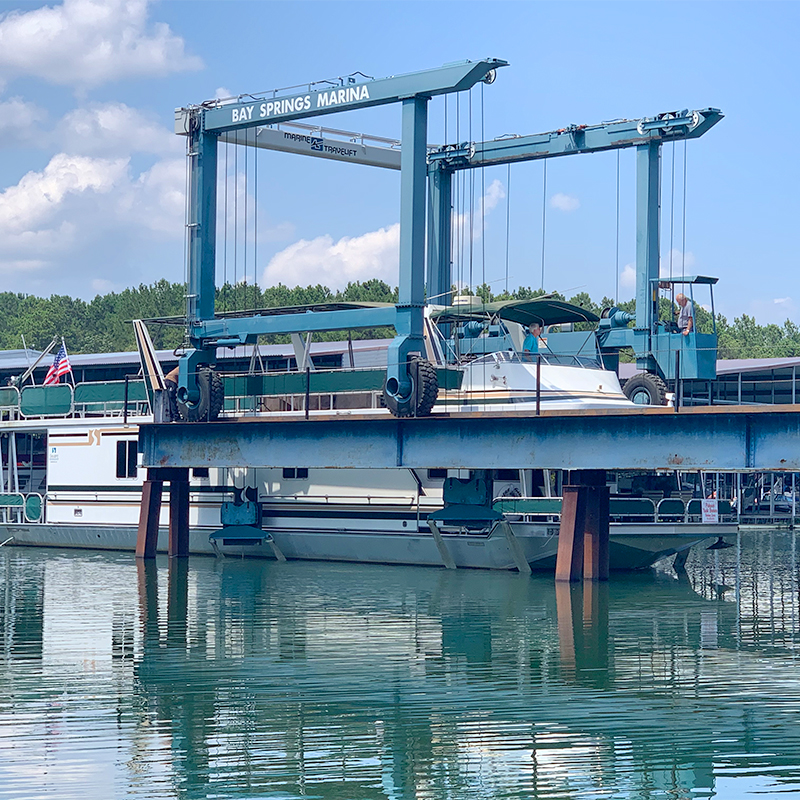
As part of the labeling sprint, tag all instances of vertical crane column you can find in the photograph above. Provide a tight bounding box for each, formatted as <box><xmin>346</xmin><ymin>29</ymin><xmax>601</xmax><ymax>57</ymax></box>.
<box><xmin>385</xmin><ymin>97</ymin><xmax>429</xmax><ymax>411</ymax></box>
<box><xmin>635</xmin><ymin>141</ymin><xmax>661</xmax><ymax>372</ymax></box>
<box><xmin>180</xmin><ymin>125</ymin><xmax>219</xmax><ymax>405</ymax></box>
<box><xmin>427</xmin><ymin>166</ymin><xmax>453</xmax><ymax>307</ymax></box>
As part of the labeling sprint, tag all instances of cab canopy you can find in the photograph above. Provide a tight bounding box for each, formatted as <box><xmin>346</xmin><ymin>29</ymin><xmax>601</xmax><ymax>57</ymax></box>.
<box><xmin>431</xmin><ymin>297</ymin><xmax>599</xmax><ymax>327</ymax></box>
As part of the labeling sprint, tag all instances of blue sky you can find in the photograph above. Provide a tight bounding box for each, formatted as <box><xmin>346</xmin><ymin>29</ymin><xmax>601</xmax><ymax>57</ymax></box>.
<box><xmin>0</xmin><ymin>0</ymin><xmax>797</xmax><ymax>324</ymax></box>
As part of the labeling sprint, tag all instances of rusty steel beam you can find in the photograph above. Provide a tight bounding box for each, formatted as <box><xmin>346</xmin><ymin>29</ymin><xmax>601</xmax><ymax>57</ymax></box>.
<box><xmin>139</xmin><ymin>405</ymin><xmax>800</xmax><ymax>473</ymax></box>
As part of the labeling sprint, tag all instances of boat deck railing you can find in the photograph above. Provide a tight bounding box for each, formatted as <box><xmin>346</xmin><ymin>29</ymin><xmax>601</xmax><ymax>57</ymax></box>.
<box><xmin>0</xmin><ymin>492</ymin><xmax>44</xmax><ymax>523</ymax></box>
<box><xmin>0</xmin><ymin>381</ymin><xmax>150</xmax><ymax>420</ymax></box>
<box><xmin>493</xmin><ymin>496</ymin><xmax>737</xmax><ymax>524</ymax></box>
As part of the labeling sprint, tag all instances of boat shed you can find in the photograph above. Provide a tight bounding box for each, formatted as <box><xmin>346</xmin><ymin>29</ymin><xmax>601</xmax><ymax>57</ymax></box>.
<box><xmin>0</xmin><ymin>339</ymin><xmax>390</xmax><ymax>387</ymax></box>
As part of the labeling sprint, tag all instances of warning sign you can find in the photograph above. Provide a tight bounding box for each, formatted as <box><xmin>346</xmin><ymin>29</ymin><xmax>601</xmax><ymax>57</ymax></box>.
<box><xmin>701</xmin><ymin>499</ymin><xmax>719</xmax><ymax>524</ymax></box>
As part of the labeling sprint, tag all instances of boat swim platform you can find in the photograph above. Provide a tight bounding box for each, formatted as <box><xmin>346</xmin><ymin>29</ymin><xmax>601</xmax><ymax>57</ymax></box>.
<box><xmin>138</xmin><ymin>403</ymin><xmax>800</xmax><ymax>473</ymax></box>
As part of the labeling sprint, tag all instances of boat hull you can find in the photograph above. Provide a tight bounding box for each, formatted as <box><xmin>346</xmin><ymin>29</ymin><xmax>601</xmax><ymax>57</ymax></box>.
<box><xmin>0</xmin><ymin>520</ymin><xmax>732</xmax><ymax>571</ymax></box>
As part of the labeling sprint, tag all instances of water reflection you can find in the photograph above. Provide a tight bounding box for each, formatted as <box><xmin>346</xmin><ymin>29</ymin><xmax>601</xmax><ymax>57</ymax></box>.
<box><xmin>1</xmin><ymin>534</ymin><xmax>800</xmax><ymax>799</ymax></box>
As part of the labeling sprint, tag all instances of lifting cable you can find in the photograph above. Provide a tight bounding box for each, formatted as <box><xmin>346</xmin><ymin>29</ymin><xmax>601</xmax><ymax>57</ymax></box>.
<box><xmin>480</xmin><ymin>82</ymin><xmax>487</xmax><ymax>400</ymax></box>
<box><xmin>669</xmin><ymin>140</ymin><xmax>676</xmax><ymax>282</ymax></box>
<box><xmin>254</xmin><ymin>126</ymin><xmax>259</xmax><ymax>312</ymax></box>
<box><xmin>480</xmin><ymin>81</ymin><xmax>486</xmax><ymax>298</ymax></box>
<box><xmin>540</xmin><ymin>160</ymin><xmax>547</xmax><ymax>291</ymax></box>
<box><xmin>233</xmin><ymin>130</ymin><xmax>239</xmax><ymax>297</ymax></box>
<box><xmin>681</xmin><ymin>141</ymin><xmax>688</xmax><ymax>281</ymax></box>
<box><xmin>223</xmin><ymin>140</ymin><xmax>229</xmax><ymax>312</ymax></box>
<box><xmin>467</xmin><ymin>89</ymin><xmax>475</xmax><ymax>292</ymax></box>
<box><xmin>615</xmin><ymin>150</ymin><xmax>620</xmax><ymax>305</ymax></box>
<box><xmin>244</xmin><ymin>127</ymin><xmax>249</xmax><ymax>309</ymax></box>
<box><xmin>505</xmin><ymin>162</ymin><xmax>511</xmax><ymax>295</ymax></box>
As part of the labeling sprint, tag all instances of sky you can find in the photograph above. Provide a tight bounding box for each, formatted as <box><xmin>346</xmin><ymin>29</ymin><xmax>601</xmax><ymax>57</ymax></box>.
<box><xmin>0</xmin><ymin>0</ymin><xmax>797</xmax><ymax>325</ymax></box>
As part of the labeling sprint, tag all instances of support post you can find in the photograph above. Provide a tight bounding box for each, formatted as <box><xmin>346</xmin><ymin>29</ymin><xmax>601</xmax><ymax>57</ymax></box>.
<box><xmin>168</xmin><ymin>468</ymin><xmax>190</xmax><ymax>558</ymax></box>
<box><xmin>556</xmin><ymin>470</ymin><xmax>607</xmax><ymax>582</ymax></box>
<box><xmin>136</xmin><ymin>470</ymin><xmax>164</xmax><ymax>559</ymax></box>
<box><xmin>555</xmin><ymin>485</ymin><xmax>587</xmax><ymax>582</ymax></box>
<box><xmin>583</xmin><ymin>484</ymin><xmax>610</xmax><ymax>581</ymax></box>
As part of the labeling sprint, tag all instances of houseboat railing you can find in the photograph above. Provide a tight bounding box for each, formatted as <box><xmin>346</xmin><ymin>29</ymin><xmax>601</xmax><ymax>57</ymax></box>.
<box><xmin>0</xmin><ymin>492</ymin><xmax>44</xmax><ymax>523</ymax></box>
<box><xmin>0</xmin><ymin>381</ymin><xmax>150</xmax><ymax>420</ymax></box>
<box><xmin>493</xmin><ymin>496</ymin><xmax>737</xmax><ymax>524</ymax></box>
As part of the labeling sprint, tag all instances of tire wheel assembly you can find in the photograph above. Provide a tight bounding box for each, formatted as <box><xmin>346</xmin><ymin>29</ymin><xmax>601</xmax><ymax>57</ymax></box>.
<box><xmin>623</xmin><ymin>372</ymin><xmax>669</xmax><ymax>406</ymax></box>
<box><xmin>383</xmin><ymin>357</ymin><xmax>438</xmax><ymax>418</ymax></box>
<box><xmin>177</xmin><ymin>367</ymin><xmax>224</xmax><ymax>421</ymax></box>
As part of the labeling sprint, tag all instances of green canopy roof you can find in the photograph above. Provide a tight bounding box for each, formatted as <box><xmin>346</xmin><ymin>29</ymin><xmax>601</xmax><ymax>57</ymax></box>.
<box><xmin>431</xmin><ymin>297</ymin><xmax>599</xmax><ymax>326</ymax></box>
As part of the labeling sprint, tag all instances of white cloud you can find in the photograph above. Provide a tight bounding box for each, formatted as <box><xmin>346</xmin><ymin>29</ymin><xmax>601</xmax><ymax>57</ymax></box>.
<box><xmin>0</xmin><ymin>96</ymin><xmax>47</xmax><ymax>145</ymax></box>
<box><xmin>0</xmin><ymin>258</ymin><xmax>48</xmax><ymax>275</ymax></box>
<box><xmin>0</xmin><ymin>152</ymin><xmax>127</xmax><ymax>237</ymax></box>
<box><xmin>620</xmin><ymin>263</ymin><xmax>636</xmax><ymax>288</ymax></box>
<box><xmin>263</xmin><ymin>224</ymin><xmax>400</xmax><ymax>289</ymax></box>
<box><xmin>550</xmin><ymin>192</ymin><xmax>580</xmax><ymax>212</ymax></box>
<box><xmin>619</xmin><ymin>249</ymin><xmax>697</xmax><ymax>290</ymax></box>
<box><xmin>452</xmin><ymin>178</ymin><xmax>505</xmax><ymax>242</ymax></box>
<box><xmin>118</xmin><ymin>156</ymin><xmax>186</xmax><ymax>235</ymax></box>
<box><xmin>0</xmin><ymin>148</ymin><xmax>192</xmax><ymax>281</ymax></box>
<box><xmin>58</xmin><ymin>102</ymin><xmax>180</xmax><ymax>157</ymax></box>
<box><xmin>261</xmin><ymin>179</ymin><xmax>509</xmax><ymax>290</ymax></box>
<box><xmin>0</xmin><ymin>0</ymin><xmax>202</xmax><ymax>90</ymax></box>
<box><xmin>660</xmin><ymin>248</ymin><xmax>695</xmax><ymax>277</ymax></box>
<box><xmin>774</xmin><ymin>297</ymin><xmax>792</xmax><ymax>305</ymax></box>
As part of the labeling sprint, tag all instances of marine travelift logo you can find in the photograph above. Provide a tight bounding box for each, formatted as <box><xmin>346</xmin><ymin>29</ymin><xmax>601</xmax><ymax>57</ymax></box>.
<box><xmin>230</xmin><ymin>84</ymin><xmax>371</xmax><ymax>124</ymax></box>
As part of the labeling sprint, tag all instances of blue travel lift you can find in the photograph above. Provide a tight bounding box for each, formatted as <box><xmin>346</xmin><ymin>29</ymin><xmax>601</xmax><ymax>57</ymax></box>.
<box><xmin>175</xmin><ymin>59</ymin><xmax>722</xmax><ymax>417</ymax></box>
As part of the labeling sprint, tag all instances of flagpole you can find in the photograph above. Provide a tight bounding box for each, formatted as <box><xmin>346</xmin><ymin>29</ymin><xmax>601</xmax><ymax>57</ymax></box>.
<box><xmin>63</xmin><ymin>338</ymin><xmax>75</xmax><ymax>387</ymax></box>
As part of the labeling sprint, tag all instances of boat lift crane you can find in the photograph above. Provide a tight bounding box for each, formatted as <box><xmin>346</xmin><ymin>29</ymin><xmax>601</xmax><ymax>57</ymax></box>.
<box><xmin>174</xmin><ymin>58</ymin><xmax>507</xmax><ymax>419</ymax></box>
<box><xmin>424</xmin><ymin>109</ymin><xmax>724</xmax><ymax>395</ymax></box>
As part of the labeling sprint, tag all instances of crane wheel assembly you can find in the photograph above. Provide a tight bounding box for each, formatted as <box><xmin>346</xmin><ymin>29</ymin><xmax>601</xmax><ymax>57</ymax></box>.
<box><xmin>623</xmin><ymin>373</ymin><xmax>669</xmax><ymax>406</ymax></box>
<box><xmin>383</xmin><ymin>357</ymin><xmax>438</xmax><ymax>418</ymax></box>
<box><xmin>178</xmin><ymin>367</ymin><xmax>224</xmax><ymax>422</ymax></box>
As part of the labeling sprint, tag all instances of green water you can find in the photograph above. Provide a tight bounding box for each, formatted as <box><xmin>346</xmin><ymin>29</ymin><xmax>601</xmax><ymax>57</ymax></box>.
<box><xmin>1</xmin><ymin>533</ymin><xmax>799</xmax><ymax>799</ymax></box>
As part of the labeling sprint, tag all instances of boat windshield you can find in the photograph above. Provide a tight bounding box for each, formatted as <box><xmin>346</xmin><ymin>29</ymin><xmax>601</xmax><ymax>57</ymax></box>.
<box><xmin>470</xmin><ymin>352</ymin><xmax>605</xmax><ymax>370</ymax></box>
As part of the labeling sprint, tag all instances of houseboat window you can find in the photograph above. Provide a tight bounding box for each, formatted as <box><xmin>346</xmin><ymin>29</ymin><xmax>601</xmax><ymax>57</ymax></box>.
<box><xmin>428</xmin><ymin>469</ymin><xmax>447</xmax><ymax>479</ymax></box>
<box><xmin>116</xmin><ymin>440</ymin><xmax>138</xmax><ymax>479</ymax></box>
<box><xmin>495</xmin><ymin>469</ymin><xmax>520</xmax><ymax>481</ymax></box>
<box><xmin>282</xmin><ymin>468</ymin><xmax>308</xmax><ymax>480</ymax></box>
<box><xmin>192</xmin><ymin>467</ymin><xmax>210</xmax><ymax>479</ymax></box>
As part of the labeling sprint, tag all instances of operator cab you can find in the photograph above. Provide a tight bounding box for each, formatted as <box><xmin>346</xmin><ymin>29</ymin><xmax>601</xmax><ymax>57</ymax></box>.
<box><xmin>651</xmin><ymin>276</ymin><xmax>718</xmax><ymax>381</ymax></box>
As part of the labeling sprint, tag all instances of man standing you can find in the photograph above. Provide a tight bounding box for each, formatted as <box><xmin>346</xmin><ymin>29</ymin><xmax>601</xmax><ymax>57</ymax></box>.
<box><xmin>676</xmin><ymin>293</ymin><xmax>694</xmax><ymax>336</ymax></box>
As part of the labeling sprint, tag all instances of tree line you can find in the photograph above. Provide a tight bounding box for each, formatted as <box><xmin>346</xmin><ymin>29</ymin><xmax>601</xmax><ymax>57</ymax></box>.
<box><xmin>0</xmin><ymin>278</ymin><xmax>796</xmax><ymax>361</ymax></box>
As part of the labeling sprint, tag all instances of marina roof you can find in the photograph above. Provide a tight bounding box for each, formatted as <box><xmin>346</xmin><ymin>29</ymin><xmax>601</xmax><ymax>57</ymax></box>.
<box><xmin>0</xmin><ymin>339</ymin><xmax>391</xmax><ymax>373</ymax></box>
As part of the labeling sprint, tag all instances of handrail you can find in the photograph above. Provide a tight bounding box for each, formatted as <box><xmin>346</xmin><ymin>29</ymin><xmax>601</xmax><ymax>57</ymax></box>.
<box><xmin>0</xmin><ymin>492</ymin><xmax>44</xmax><ymax>523</ymax></box>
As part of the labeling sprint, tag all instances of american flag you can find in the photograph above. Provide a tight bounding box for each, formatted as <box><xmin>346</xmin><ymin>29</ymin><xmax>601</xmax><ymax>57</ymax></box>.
<box><xmin>43</xmin><ymin>342</ymin><xmax>72</xmax><ymax>385</ymax></box>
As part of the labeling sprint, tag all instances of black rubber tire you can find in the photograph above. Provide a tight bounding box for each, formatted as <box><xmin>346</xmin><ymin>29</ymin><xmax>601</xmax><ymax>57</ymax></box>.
<box><xmin>383</xmin><ymin>357</ymin><xmax>439</xmax><ymax>417</ymax></box>
<box><xmin>623</xmin><ymin>372</ymin><xmax>669</xmax><ymax>406</ymax></box>
<box><xmin>177</xmin><ymin>367</ymin><xmax>224</xmax><ymax>421</ymax></box>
